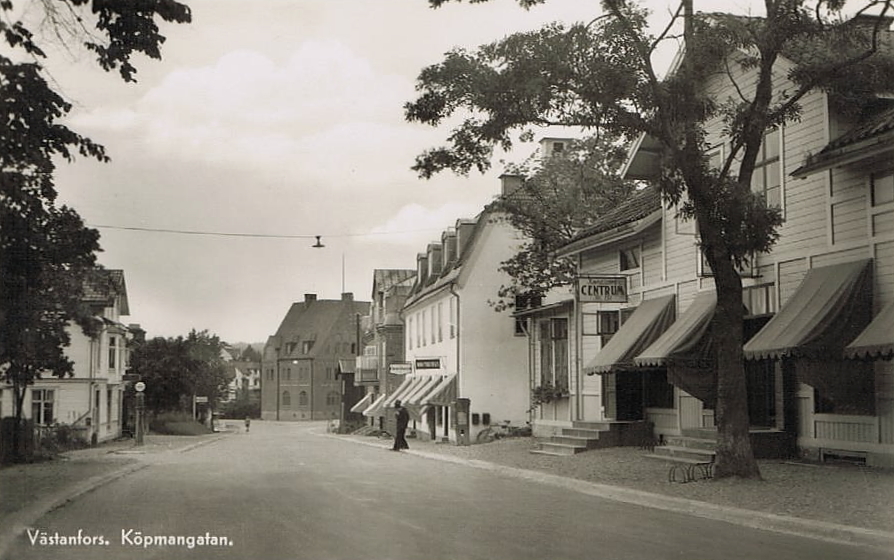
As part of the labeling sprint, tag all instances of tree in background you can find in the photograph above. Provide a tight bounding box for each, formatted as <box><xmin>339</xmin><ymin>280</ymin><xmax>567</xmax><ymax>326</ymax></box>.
<box><xmin>491</xmin><ymin>134</ymin><xmax>635</xmax><ymax>311</ymax></box>
<box><xmin>130</xmin><ymin>330</ymin><xmax>229</xmax><ymax>416</ymax></box>
<box><xmin>239</xmin><ymin>345</ymin><xmax>262</xmax><ymax>363</ymax></box>
<box><xmin>407</xmin><ymin>0</ymin><xmax>894</xmax><ymax>478</ymax></box>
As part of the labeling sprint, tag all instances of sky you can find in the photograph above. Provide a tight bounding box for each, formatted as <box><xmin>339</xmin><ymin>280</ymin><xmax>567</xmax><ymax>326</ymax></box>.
<box><xmin>40</xmin><ymin>0</ymin><xmax>761</xmax><ymax>344</ymax></box>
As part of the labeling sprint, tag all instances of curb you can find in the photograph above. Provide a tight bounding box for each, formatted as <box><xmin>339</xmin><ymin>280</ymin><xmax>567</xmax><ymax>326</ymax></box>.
<box><xmin>321</xmin><ymin>432</ymin><xmax>894</xmax><ymax>552</ymax></box>
<box><xmin>0</xmin><ymin>462</ymin><xmax>148</xmax><ymax>560</ymax></box>
<box><xmin>0</xmin><ymin>433</ymin><xmax>226</xmax><ymax>560</ymax></box>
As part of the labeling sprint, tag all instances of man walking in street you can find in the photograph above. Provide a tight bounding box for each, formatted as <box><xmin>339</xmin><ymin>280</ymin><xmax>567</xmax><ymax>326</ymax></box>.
<box><xmin>392</xmin><ymin>400</ymin><xmax>409</xmax><ymax>451</ymax></box>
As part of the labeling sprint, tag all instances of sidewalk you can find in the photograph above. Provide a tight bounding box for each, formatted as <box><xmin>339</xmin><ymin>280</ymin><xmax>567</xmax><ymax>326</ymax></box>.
<box><xmin>0</xmin><ymin>431</ymin><xmax>227</xmax><ymax>560</ymax></box>
<box><xmin>332</xmin><ymin>432</ymin><xmax>894</xmax><ymax>551</ymax></box>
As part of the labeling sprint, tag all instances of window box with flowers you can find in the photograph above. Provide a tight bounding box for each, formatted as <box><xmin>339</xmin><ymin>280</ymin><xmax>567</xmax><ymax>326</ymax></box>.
<box><xmin>532</xmin><ymin>382</ymin><xmax>569</xmax><ymax>406</ymax></box>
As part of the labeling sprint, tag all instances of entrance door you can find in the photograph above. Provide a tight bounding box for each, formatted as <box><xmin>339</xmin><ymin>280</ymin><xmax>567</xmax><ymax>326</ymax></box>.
<box><xmin>615</xmin><ymin>372</ymin><xmax>643</xmax><ymax>421</ymax></box>
<box><xmin>746</xmin><ymin>359</ymin><xmax>776</xmax><ymax>427</ymax></box>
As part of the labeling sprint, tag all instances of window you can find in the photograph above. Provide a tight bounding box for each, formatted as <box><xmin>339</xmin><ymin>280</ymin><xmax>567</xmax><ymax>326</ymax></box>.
<box><xmin>108</xmin><ymin>336</ymin><xmax>117</xmax><ymax>369</ymax></box>
<box><xmin>422</xmin><ymin>309</ymin><xmax>428</xmax><ymax>347</ymax></box>
<box><xmin>751</xmin><ymin>128</ymin><xmax>782</xmax><ymax>208</ymax></box>
<box><xmin>302</xmin><ymin>341</ymin><xmax>314</xmax><ymax>354</ymax></box>
<box><xmin>326</xmin><ymin>391</ymin><xmax>339</xmax><ymax>406</ymax></box>
<box><xmin>107</xmin><ymin>389</ymin><xmax>113</xmax><ymax>425</ymax></box>
<box><xmin>32</xmin><ymin>389</ymin><xmax>54</xmax><ymax>424</ymax></box>
<box><xmin>539</xmin><ymin>318</ymin><xmax>569</xmax><ymax>393</ymax></box>
<box><xmin>449</xmin><ymin>299</ymin><xmax>457</xmax><ymax>339</ymax></box>
<box><xmin>743</xmin><ymin>284</ymin><xmax>776</xmax><ymax>316</ymax></box>
<box><xmin>872</xmin><ymin>172</ymin><xmax>894</xmax><ymax>206</ymax></box>
<box><xmin>619</xmin><ymin>246</ymin><xmax>641</xmax><ymax>271</ymax></box>
<box><xmin>514</xmin><ymin>316</ymin><xmax>528</xmax><ymax>337</ymax></box>
<box><xmin>416</xmin><ymin>313</ymin><xmax>421</xmax><ymax>348</ymax></box>
<box><xmin>438</xmin><ymin>302</ymin><xmax>443</xmax><ymax>342</ymax></box>
<box><xmin>285</xmin><ymin>368</ymin><xmax>291</xmax><ymax>380</ymax></box>
<box><xmin>298</xmin><ymin>391</ymin><xmax>309</xmax><ymax>406</ymax></box>
<box><xmin>408</xmin><ymin>316</ymin><xmax>413</xmax><ymax>350</ymax></box>
<box><xmin>430</xmin><ymin>306</ymin><xmax>436</xmax><ymax>345</ymax></box>
<box><xmin>282</xmin><ymin>391</ymin><xmax>291</xmax><ymax>407</ymax></box>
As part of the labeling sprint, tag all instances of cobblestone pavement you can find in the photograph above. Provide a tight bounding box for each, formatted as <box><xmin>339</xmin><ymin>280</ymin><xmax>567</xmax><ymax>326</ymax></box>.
<box><xmin>348</xmin><ymin>433</ymin><xmax>894</xmax><ymax>533</ymax></box>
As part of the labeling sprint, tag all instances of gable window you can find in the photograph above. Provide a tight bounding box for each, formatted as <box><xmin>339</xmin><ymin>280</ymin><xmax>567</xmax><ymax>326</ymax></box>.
<box><xmin>751</xmin><ymin>128</ymin><xmax>782</xmax><ymax>209</ymax></box>
<box><xmin>619</xmin><ymin>246</ymin><xmax>641</xmax><ymax>271</ymax></box>
<box><xmin>31</xmin><ymin>389</ymin><xmax>55</xmax><ymax>424</ymax></box>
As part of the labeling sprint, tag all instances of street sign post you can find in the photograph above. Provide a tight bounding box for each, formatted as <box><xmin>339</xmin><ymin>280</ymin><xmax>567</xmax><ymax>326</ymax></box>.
<box><xmin>134</xmin><ymin>382</ymin><xmax>145</xmax><ymax>446</ymax></box>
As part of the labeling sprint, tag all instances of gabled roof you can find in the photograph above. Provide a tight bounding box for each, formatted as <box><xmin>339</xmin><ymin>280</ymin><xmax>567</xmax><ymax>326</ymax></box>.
<box><xmin>403</xmin><ymin>207</ymin><xmax>496</xmax><ymax>308</ymax></box>
<box><xmin>372</xmin><ymin>269</ymin><xmax>416</xmax><ymax>297</ymax></box>
<box><xmin>82</xmin><ymin>269</ymin><xmax>129</xmax><ymax>316</ymax></box>
<box><xmin>270</xmin><ymin>296</ymin><xmax>369</xmax><ymax>359</ymax></box>
<box><xmin>555</xmin><ymin>187</ymin><xmax>662</xmax><ymax>258</ymax></box>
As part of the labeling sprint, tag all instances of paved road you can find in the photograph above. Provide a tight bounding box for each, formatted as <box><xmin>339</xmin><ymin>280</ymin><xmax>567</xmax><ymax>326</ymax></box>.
<box><xmin>7</xmin><ymin>422</ymin><xmax>893</xmax><ymax>560</ymax></box>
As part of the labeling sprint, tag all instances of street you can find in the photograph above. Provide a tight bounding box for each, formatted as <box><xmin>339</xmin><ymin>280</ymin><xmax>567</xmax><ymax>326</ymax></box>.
<box><xmin>6</xmin><ymin>422</ymin><xmax>893</xmax><ymax>560</ymax></box>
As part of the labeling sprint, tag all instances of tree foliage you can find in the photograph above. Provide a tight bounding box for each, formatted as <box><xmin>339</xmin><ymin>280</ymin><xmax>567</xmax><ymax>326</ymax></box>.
<box><xmin>130</xmin><ymin>330</ymin><xmax>230</xmax><ymax>413</ymax></box>
<box><xmin>0</xmin><ymin>0</ymin><xmax>191</xmax><ymax>460</ymax></box>
<box><xmin>408</xmin><ymin>0</ymin><xmax>894</xmax><ymax>478</ymax></box>
<box><xmin>491</xmin><ymin>135</ymin><xmax>635</xmax><ymax>310</ymax></box>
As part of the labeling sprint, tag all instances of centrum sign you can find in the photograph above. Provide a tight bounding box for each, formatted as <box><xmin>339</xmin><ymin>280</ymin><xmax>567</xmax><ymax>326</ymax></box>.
<box><xmin>576</xmin><ymin>275</ymin><xmax>628</xmax><ymax>303</ymax></box>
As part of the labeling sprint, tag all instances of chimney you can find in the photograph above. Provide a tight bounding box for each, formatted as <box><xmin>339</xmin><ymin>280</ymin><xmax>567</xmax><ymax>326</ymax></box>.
<box><xmin>427</xmin><ymin>243</ymin><xmax>443</xmax><ymax>278</ymax></box>
<box><xmin>341</xmin><ymin>292</ymin><xmax>354</xmax><ymax>302</ymax></box>
<box><xmin>441</xmin><ymin>229</ymin><xmax>457</xmax><ymax>270</ymax></box>
<box><xmin>455</xmin><ymin>219</ymin><xmax>477</xmax><ymax>261</ymax></box>
<box><xmin>500</xmin><ymin>173</ymin><xmax>524</xmax><ymax>198</ymax></box>
<box><xmin>304</xmin><ymin>294</ymin><xmax>317</xmax><ymax>305</ymax></box>
<box><xmin>416</xmin><ymin>252</ymin><xmax>429</xmax><ymax>286</ymax></box>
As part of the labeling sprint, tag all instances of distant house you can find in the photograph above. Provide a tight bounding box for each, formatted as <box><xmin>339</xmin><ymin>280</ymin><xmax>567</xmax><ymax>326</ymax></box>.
<box><xmin>354</xmin><ymin>269</ymin><xmax>415</xmax><ymax>432</ymax></box>
<box><xmin>387</xmin><ymin>178</ymin><xmax>530</xmax><ymax>444</ymax></box>
<box><xmin>0</xmin><ymin>269</ymin><xmax>133</xmax><ymax>444</ymax></box>
<box><xmin>260</xmin><ymin>293</ymin><xmax>369</xmax><ymax>421</ymax></box>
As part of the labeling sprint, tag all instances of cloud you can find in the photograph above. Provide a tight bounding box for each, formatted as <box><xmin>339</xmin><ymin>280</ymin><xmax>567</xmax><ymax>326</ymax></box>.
<box><xmin>365</xmin><ymin>201</ymin><xmax>486</xmax><ymax>248</ymax></box>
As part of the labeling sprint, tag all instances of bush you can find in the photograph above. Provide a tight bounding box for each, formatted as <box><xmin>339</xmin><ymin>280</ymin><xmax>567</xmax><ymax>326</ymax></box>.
<box><xmin>149</xmin><ymin>411</ymin><xmax>212</xmax><ymax>436</ymax></box>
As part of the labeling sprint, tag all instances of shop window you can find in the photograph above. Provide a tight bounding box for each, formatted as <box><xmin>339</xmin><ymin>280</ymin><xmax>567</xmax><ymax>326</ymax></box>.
<box><xmin>643</xmin><ymin>371</ymin><xmax>675</xmax><ymax>409</ymax></box>
<box><xmin>813</xmin><ymin>362</ymin><xmax>875</xmax><ymax>415</ymax></box>
<box><xmin>31</xmin><ymin>389</ymin><xmax>55</xmax><ymax>425</ymax></box>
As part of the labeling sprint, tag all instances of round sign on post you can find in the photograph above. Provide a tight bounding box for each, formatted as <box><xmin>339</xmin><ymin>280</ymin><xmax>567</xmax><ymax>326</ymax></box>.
<box><xmin>134</xmin><ymin>381</ymin><xmax>146</xmax><ymax>392</ymax></box>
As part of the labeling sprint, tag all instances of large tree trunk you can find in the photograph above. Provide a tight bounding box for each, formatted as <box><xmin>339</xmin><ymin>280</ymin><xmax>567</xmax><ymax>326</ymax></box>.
<box><xmin>711</xmin><ymin>255</ymin><xmax>761</xmax><ymax>479</ymax></box>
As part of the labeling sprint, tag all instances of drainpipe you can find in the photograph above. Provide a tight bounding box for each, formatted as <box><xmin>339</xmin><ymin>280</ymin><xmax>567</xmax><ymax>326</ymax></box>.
<box><xmin>449</xmin><ymin>282</ymin><xmax>460</xmax><ymax>439</ymax></box>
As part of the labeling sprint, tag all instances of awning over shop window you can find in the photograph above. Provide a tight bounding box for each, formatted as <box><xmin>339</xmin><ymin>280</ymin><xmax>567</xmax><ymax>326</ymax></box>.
<box><xmin>633</xmin><ymin>290</ymin><xmax>717</xmax><ymax>404</ymax></box>
<box><xmin>349</xmin><ymin>392</ymin><xmax>373</xmax><ymax>414</ymax></box>
<box><xmin>743</xmin><ymin>259</ymin><xmax>873</xmax><ymax>360</ymax></box>
<box><xmin>362</xmin><ymin>394</ymin><xmax>387</xmax><ymax>418</ymax></box>
<box><xmin>404</xmin><ymin>376</ymin><xmax>440</xmax><ymax>406</ymax></box>
<box><xmin>844</xmin><ymin>300</ymin><xmax>894</xmax><ymax>360</ymax></box>
<box><xmin>634</xmin><ymin>291</ymin><xmax>716</xmax><ymax>368</ymax></box>
<box><xmin>421</xmin><ymin>374</ymin><xmax>457</xmax><ymax>406</ymax></box>
<box><xmin>584</xmin><ymin>294</ymin><xmax>676</xmax><ymax>375</ymax></box>
<box><xmin>382</xmin><ymin>375</ymin><xmax>421</xmax><ymax>409</ymax></box>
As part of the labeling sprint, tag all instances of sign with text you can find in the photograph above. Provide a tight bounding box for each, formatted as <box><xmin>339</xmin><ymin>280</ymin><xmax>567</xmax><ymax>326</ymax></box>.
<box><xmin>389</xmin><ymin>362</ymin><xmax>412</xmax><ymax>375</ymax></box>
<box><xmin>195</xmin><ymin>396</ymin><xmax>209</xmax><ymax>403</ymax></box>
<box><xmin>576</xmin><ymin>275</ymin><xmax>628</xmax><ymax>303</ymax></box>
<box><xmin>414</xmin><ymin>358</ymin><xmax>442</xmax><ymax>370</ymax></box>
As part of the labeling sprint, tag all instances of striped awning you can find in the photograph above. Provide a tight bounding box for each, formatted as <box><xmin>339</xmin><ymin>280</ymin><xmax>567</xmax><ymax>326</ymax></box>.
<box><xmin>421</xmin><ymin>374</ymin><xmax>457</xmax><ymax>406</ymax></box>
<box><xmin>584</xmin><ymin>295</ymin><xmax>676</xmax><ymax>375</ymax></box>
<box><xmin>362</xmin><ymin>394</ymin><xmax>387</xmax><ymax>418</ymax></box>
<box><xmin>349</xmin><ymin>392</ymin><xmax>373</xmax><ymax>414</ymax></box>
<box><xmin>404</xmin><ymin>376</ymin><xmax>440</xmax><ymax>406</ymax></box>
<box><xmin>844</xmin><ymin>300</ymin><xmax>894</xmax><ymax>360</ymax></box>
<box><xmin>382</xmin><ymin>375</ymin><xmax>422</xmax><ymax>409</ymax></box>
